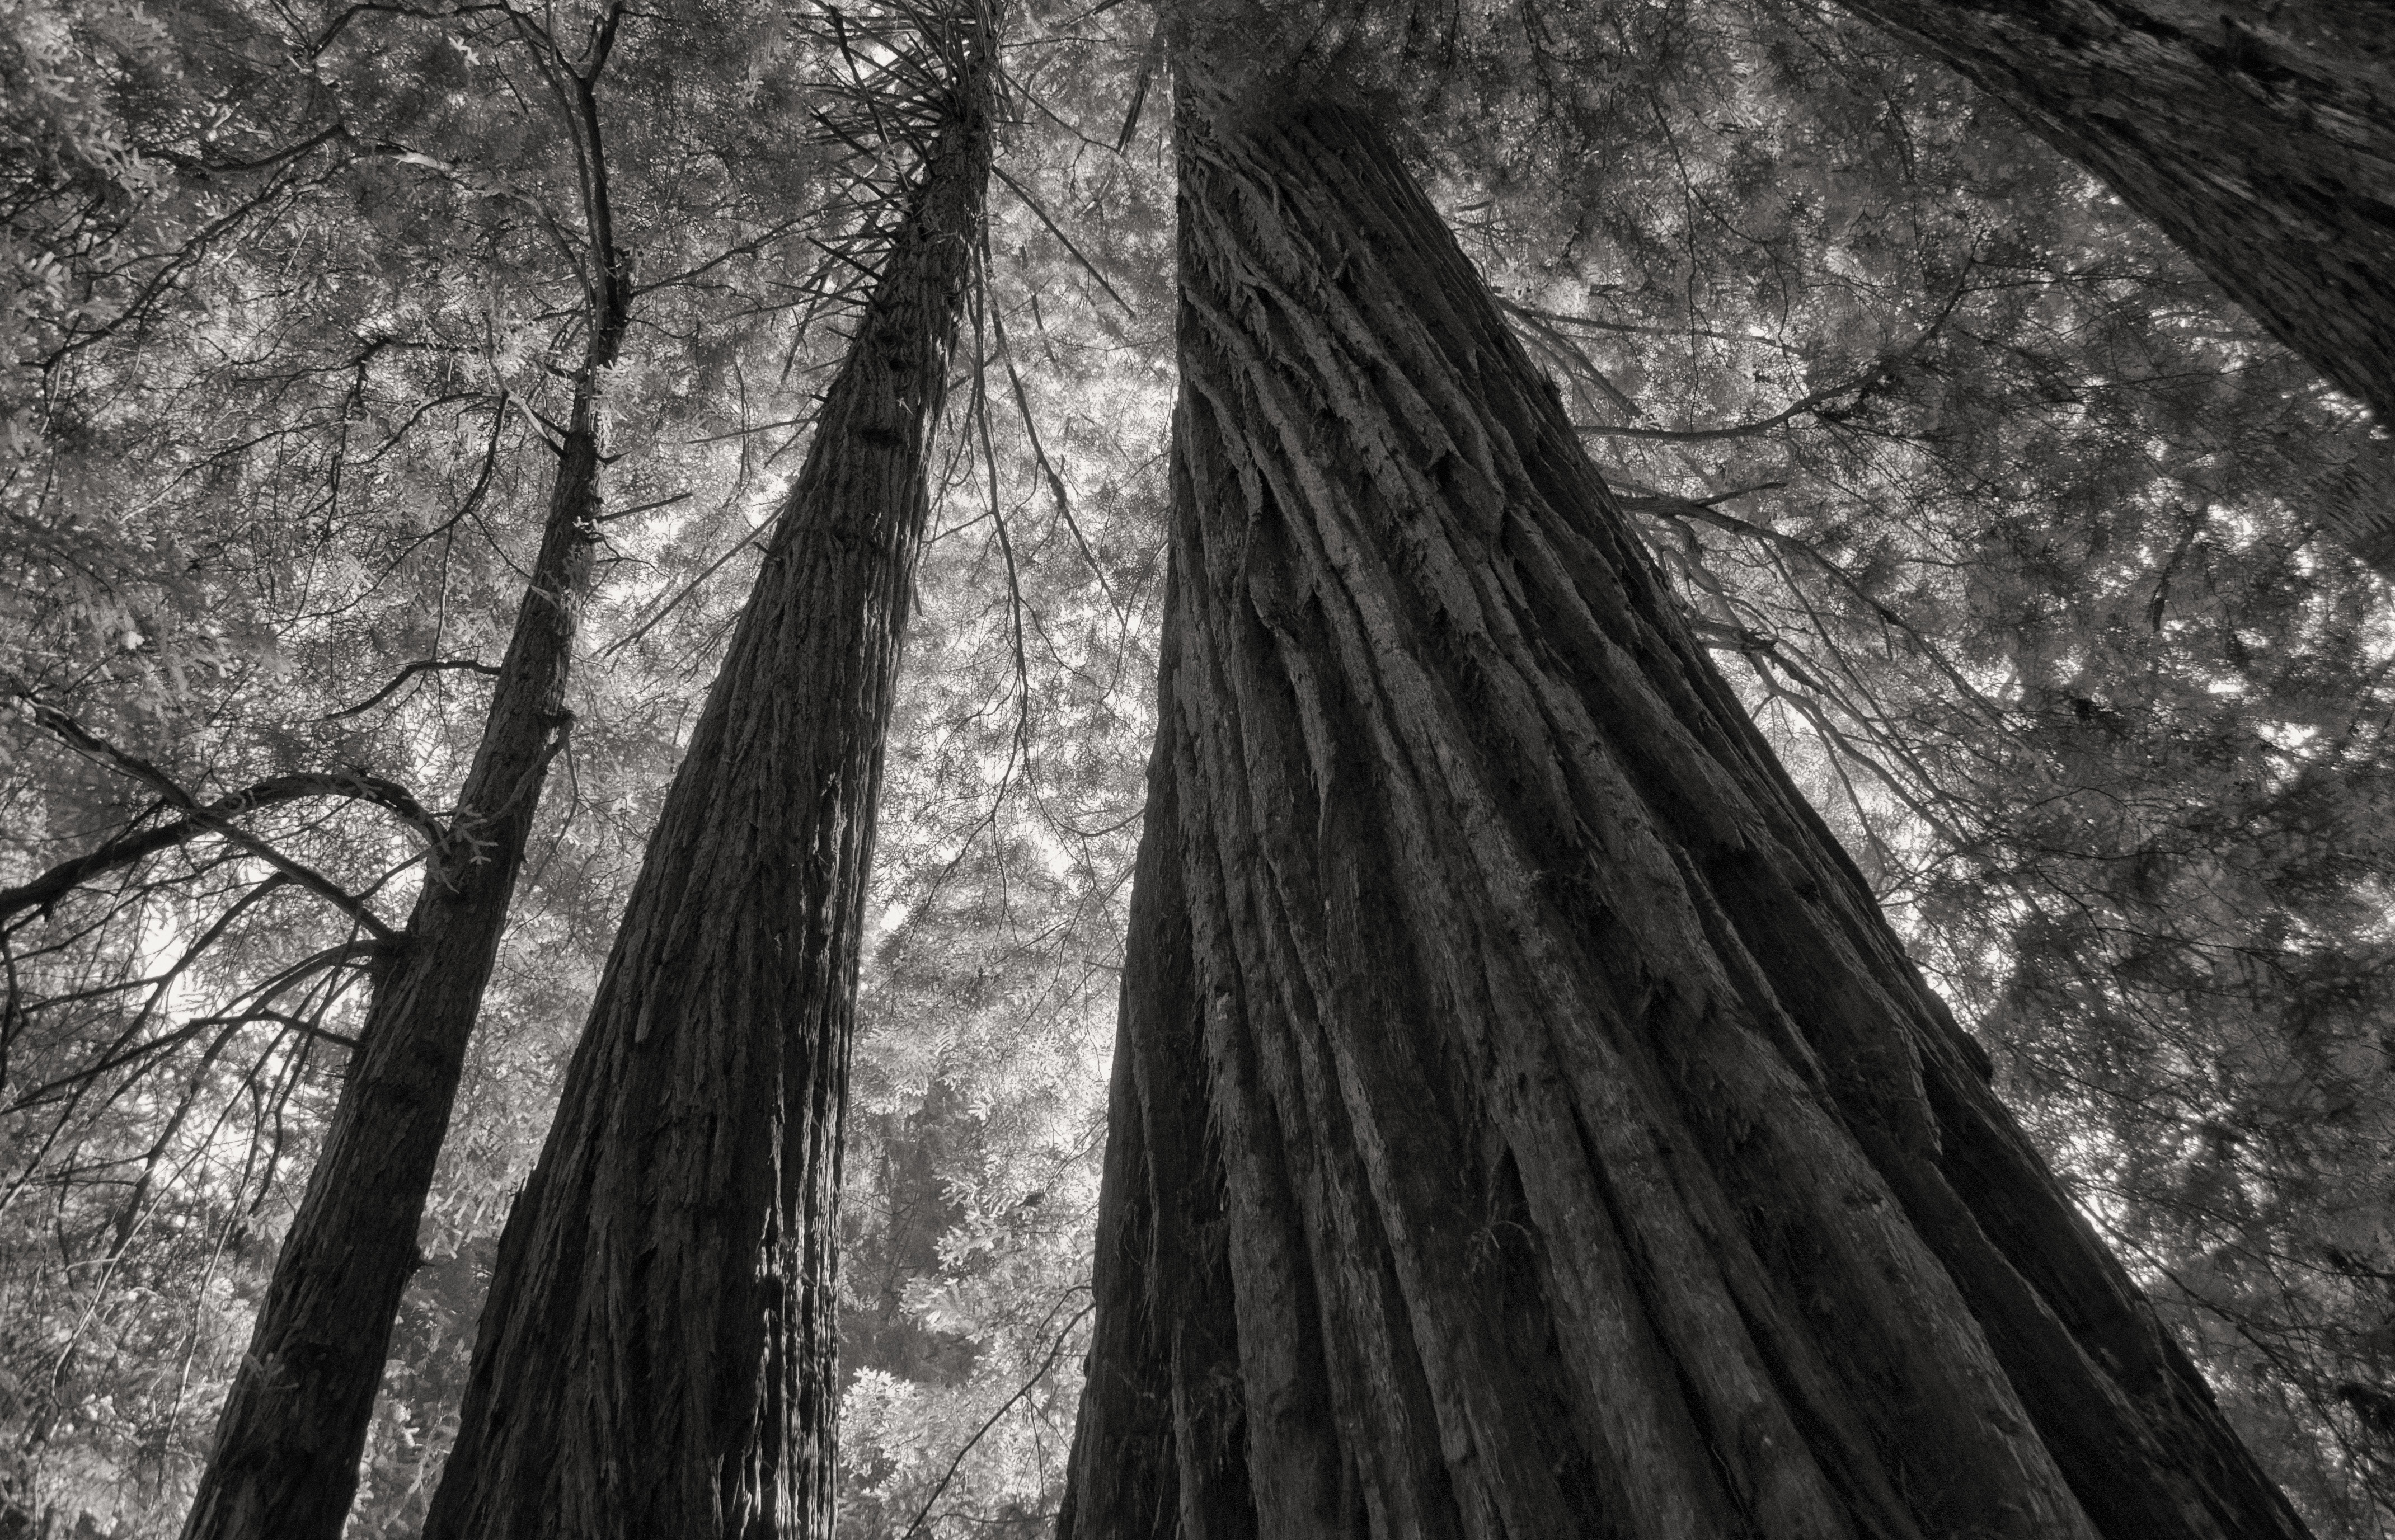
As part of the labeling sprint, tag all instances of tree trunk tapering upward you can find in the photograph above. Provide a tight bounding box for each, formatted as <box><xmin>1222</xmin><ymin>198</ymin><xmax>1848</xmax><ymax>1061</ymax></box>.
<box><xmin>1830</xmin><ymin>0</ymin><xmax>2395</xmax><ymax>560</ymax></box>
<box><xmin>176</xmin><ymin>221</ymin><xmax>631</xmax><ymax>1540</ymax></box>
<box><xmin>418</xmin><ymin>43</ymin><xmax>994</xmax><ymax>1540</ymax></box>
<box><xmin>1058</xmin><ymin>77</ymin><xmax>2312</xmax><ymax>1540</ymax></box>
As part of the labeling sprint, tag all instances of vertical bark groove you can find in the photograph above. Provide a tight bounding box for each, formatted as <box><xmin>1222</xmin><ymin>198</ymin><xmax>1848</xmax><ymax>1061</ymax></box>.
<box><xmin>1059</xmin><ymin>76</ymin><xmax>2312</xmax><ymax>1540</ymax></box>
<box><xmin>416</xmin><ymin>39</ymin><xmax>993</xmax><ymax>1538</ymax></box>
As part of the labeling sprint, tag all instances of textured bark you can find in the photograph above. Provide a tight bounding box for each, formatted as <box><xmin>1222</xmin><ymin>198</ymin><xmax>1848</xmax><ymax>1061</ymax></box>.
<box><xmin>176</xmin><ymin>257</ymin><xmax>628</xmax><ymax>1540</ymax></box>
<box><xmin>1829</xmin><ymin>0</ymin><xmax>2395</xmax><ymax>564</ymax></box>
<box><xmin>1057</xmin><ymin>80</ymin><xmax>2312</xmax><ymax>1540</ymax></box>
<box><xmin>416</xmin><ymin>71</ymin><xmax>993</xmax><ymax>1540</ymax></box>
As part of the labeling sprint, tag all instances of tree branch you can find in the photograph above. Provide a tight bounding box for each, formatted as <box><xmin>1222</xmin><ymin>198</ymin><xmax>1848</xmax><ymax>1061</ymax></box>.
<box><xmin>20</xmin><ymin>703</ymin><xmax>401</xmax><ymax>944</ymax></box>
<box><xmin>1576</xmin><ymin>276</ymin><xmax>1975</xmax><ymax>442</ymax></box>
<box><xmin>318</xmin><ymin>658</ymin><xmax>501</xmax><ymax>720</ymax></box>
<box><xmin>1</xmin><ymin>769</ymin><xmax>440</xmax><ymax>928</ymax></box>
<box><xmin>898</xmin><ymin>1295</ymin><xmax>1095</xmax><ymax>1539</ymax></box>
<box><xmin>991</xmin><ymin>162</ymin><xmax>1134</xmax><ymax>316</ymax></box>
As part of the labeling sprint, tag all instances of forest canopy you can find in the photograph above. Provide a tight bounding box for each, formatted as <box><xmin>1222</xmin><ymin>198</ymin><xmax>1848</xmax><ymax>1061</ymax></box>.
<box><xmin>2</xmin><ymin>0</ymin><xmax>2390</xmax><ymax>1535</ymax></box>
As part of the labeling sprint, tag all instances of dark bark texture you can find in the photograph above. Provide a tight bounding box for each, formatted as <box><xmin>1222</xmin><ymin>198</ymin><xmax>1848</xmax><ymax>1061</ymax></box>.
<box><xmin>416</xmin><ymin>65</ymin><xmax>993</xmax><ymax>1540</ymax></box>
<box><xmin>1830</xmin><ymin>0</ymin><xmax>2395</xmax><ymax>563</ymax></box>
<box><xmin>1056</xmin><ymin>80</ymin><xmax>2312</xmax><ymax>1540</ymax></box>
<box><xmin>175</xmin><ymin>282</ymin><xmax>627</xmax><ymax>1540</ymax></box>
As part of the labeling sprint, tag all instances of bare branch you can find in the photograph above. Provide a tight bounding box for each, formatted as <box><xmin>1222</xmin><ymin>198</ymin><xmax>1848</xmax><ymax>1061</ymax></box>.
<box><xmin>898</xmin><ymin>1294</ymin><xmax>1095</xmax><ymax>1539</ymax></box>
<box><xmin>1576</xmin><ymin>276</ymin><xmax>1975</xmax><ymax>442</ymax></box>
<box><xmin>985</xmin><ymin>292</ymin><xmax>1124</xmax><ymax>621</ymax></box>
<box><xmin>990</xmin><ymin>162</ymin><xmax>1133</xmax><ymax>316</ymax></box>
<box><xmin>4</xmin><ymin>876</ymin><xmax>292</xmax><ymax>1114</ymax></box>
<box><xmin>318</xmin><ymin>658</ymin><xmax>501</xmax><ymax>721</ymax></box>
<box><xmin>20</xmin><ymin>702</ymin><xmax>401</xmax><ymax>944</ymax></box>
<box><xmin>1</xmin><ymin>771</ymin><xmax>440</xmax><ymax>928</ymax></box>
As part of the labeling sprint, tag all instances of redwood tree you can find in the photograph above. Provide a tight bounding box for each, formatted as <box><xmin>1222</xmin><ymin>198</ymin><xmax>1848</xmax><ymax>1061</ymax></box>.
<box><xmin>1059</xmin><ymin>63</ymin><xmax>2313</xmax><ymax>1539</ymax></box>
<box><xmin>175</xmin><ymin>13</ymin><xmax>637</xmax><ymax>1538</ymax></box>
<box><xmin>1826</xmin><ymin>0</ymin><xmax>2395</xmax><ymax>564</ymax></box>
<box><xmin>416</xmin><ymin>12</ymin><xmax>996</xmax><ymax>1536</ymax></box>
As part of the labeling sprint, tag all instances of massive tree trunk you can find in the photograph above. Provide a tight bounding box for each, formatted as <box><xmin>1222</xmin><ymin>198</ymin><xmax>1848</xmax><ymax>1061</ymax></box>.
<box><xmin>176</xmin><ymin>247</ymin><xmax>630</xmax><ymax>1540</ymax></box>
<box><xmin>1826</xmin><ymin>0</ymin><xmax>2395</xmax><ymax>566</ymax></box>
<box><xmin>1057</xmin><ymin>74</ymin><xmax>2313</xmax><ymax>1540</ymax></box>
<box><xmin>416</xmin><ymin>42</ymin><xmax>994</xmax><ymax>1540</ymax></box>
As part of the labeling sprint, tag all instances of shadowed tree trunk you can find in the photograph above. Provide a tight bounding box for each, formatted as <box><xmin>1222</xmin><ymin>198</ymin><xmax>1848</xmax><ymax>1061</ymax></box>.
<box><xmin>1828</xmin><ymin>0</ymin><xmax>2395</xmax><ymax>569</ymax></box>
<box><xmin>417</xmin><ymin>25</ymin><xmax>995</xmax><ymax>1539</ymax></box>
<box><xmin>1057</xmin><ymin>70</ymin><xmax>2313</xmax><ymax>1540</ymax></box>
<box><xmin>176</xmin><ymin>30</ymin><xmax>637</xmax><ymax>1539</ymax></box>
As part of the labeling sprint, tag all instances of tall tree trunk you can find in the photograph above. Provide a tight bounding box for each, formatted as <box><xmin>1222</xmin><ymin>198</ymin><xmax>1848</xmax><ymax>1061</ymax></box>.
<box><xmin>1827</xmin><ymin>0</ymin><xmax>2395</xmax><ymax>567</ymax></box>
<box><xmin>1058</xmin><ymin>75</ymin><xmax>2313</xmax><ymax>1540</ymax></box>
<box><xmin>417</xmin><ymin>44</ymin><xmax>994</xmax><ymax>1540</ymax></box>
<box><xmin>175</xmin><ymin>267</ymin><xmax>631</xmax><ymax>1539</ymax></box>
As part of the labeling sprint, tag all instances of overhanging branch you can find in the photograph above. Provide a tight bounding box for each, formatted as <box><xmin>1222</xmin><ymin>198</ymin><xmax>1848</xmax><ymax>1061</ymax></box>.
<box><xmin>20</xmin><ymin>702</ymin><xmax>402</xmax><ymax>945</ymax></box>
<box><xmin>318</xmin><ymin>658</ymin><xmax>500</xmax><ymax>720</ymax></box>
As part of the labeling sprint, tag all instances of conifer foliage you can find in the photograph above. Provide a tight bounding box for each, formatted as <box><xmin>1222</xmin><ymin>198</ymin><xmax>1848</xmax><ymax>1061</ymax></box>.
<box><xmin>1830</xmin><ymin>0</ymin><xmax>2395</xmax><ymax>544</ymax></box>
<box><xmin>2</xmin><ymin>0</ymin><xmax>2392</xmax><ymax>1535</ymax></box>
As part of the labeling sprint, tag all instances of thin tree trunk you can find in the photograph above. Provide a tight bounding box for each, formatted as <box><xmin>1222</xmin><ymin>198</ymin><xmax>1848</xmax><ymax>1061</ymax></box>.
<box><xmin>1058</xmin><ymin>75</ymin><xmax>2312</xmax><ymax>1540</ymax></box>
<box><xmin>178</xmin><ymin>26</ymin><xmax>641</xmax><ymax>1527</ymax></box>
<box><xmin>1828</xmin><ymin>0</ymin><xmax>2395</xmax><ymax>565</ymax></box>
<box><xmin>175</xmin><ymin>262</ymin><xmax>631</xmax><ymax>1539</ymax></box>
<box><xmin>417</xmin><ymin>40</ymin><xmax>994</xmax><ymax>1540</ymax></box>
